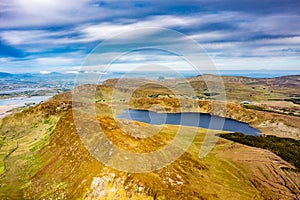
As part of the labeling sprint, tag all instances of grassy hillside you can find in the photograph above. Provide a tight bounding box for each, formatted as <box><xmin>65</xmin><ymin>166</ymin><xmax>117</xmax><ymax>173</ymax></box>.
<box><xmin>220</xmin><ymin>133</ymin><xmax>300</xmax><ymax>170</ymax></box>
<box><xmin>0</xmin><ymin>76</ymin><xmax>299</xmax><ymax>199</ymax></box>
<box><xmin>0</xmin><ymin>97</ymin><xmax>261</xmax><ymax>199</ymax></box>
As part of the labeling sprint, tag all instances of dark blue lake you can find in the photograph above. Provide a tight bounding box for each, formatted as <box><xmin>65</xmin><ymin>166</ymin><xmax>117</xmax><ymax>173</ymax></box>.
<box><xmin>118</xmin><ymin>109</ymin><xmax>260</xmax><ymax>135</ymax></box>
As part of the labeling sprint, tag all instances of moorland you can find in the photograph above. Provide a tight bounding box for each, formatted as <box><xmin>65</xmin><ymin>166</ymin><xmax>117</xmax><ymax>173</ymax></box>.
<box><xmin>0</xmin><ymin>74</ymin><xmax>299</xmax><ymax>199</ymax></box>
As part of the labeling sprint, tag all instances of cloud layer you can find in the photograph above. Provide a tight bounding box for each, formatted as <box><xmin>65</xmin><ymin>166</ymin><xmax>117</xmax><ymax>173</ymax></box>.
<box><xmin>0</xmin><ymin>0</ymin><xmax>300</xmax><ymax>72</ymax></box>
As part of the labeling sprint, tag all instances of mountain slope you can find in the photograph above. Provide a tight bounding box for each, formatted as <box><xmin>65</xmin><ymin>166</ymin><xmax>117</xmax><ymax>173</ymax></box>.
<box><xmin>0</xmin><ymin>80</ymin><xmax>299</xmax><ymax>199</ymax></box>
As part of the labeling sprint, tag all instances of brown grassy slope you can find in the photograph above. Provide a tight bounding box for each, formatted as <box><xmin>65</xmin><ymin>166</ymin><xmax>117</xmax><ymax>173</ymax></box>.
<box><xmin>102</xmin><ymin>75</ymin><xmax>300</xmax><ymax>102</ymax></box>
<box><xmin>0</xmin><ymin>97</ymin><xmax>71</xmax><ymax>199</ymax></box>
<box><xmin>23</xmin><ymin>108</ymin><xmax>298</xmax><ymax>199</ymax></box>
<box><xmin>26</xmin><ymin>106</ymin><xmax>300</xmax><ymax>199</ymax></box>
<box><xmin>0</xmin><ymin>77</ymin><xmax>299</xmax><ymax>199</ymax></box>
<box><xmin>0</xmin><ymin>94</ymin><xmax>262</xmax><ymax>199</ymax></box>
<box><xmin>188</xmin><ymin>75</ymin><xmax>300</xmax><ymax>102</ymax></box>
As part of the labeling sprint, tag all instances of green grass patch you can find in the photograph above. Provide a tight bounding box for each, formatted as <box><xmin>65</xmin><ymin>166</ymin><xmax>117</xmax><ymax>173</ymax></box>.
<box><xmin>29</xmin><ymin>126</ymin><xmax>55</xmax><ymax>152</ymax></box>
<box><xmin>0</xmin><ymin>135</ymin><xmax>6</xmax><ymax>147</ymax></box>
<box><xmin>43</xmin><ymin>118</ymin><xmax>51</xmax><ymax>124</ymax></box>
<box><xmin>242</xmin><ymin>104</ymin><xmax>264</xmax><ymax>111</ymax></box>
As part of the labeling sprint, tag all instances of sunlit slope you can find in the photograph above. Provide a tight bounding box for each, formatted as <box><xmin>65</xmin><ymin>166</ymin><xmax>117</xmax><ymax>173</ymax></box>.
<box><xmin>0</xmin><ymin>95</ymin><xmax>71</xmax><ymax>199</ymax></box>
<box><xmin>0</xmin><ymin>106</ymin><xmax>261</xmax><ymax>199</ymax></box>
<box><xmin>0</xmin><ymin>78</ymin><xmax>299</xmax><ymax>199</ymax></box>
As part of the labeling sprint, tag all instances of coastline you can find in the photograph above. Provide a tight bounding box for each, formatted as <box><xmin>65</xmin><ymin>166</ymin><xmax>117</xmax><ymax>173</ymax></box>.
<box><xmin>0</xmin><ymin>96</ymin><xmax>52</xmax><ymax>119</ymax></box>
<box><xmin>0</xmin><ymin>105</ymin><xmax>14</xmax><ymax>119</ymax></box>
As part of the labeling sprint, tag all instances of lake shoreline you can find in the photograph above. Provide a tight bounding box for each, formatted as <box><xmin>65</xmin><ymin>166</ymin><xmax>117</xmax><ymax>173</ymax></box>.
<box><xmin>0</xmin><ymin>96</ymin><xmax>52</xmax><ymax>119</ymax></box>
<box><xmin>0</xmin><ymin>105</ymin><xmax>15</xmax><ymax>119</ymax></box>
<box><xmin>118</xmin><ymin>109</ymin><xmax>261</xmax><ymax>135</ymax></box>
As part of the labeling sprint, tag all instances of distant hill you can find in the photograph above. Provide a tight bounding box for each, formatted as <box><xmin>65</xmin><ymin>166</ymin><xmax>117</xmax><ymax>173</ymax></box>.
<box><xmin>0</xmin><ymin>72</ymin><xmax>13</xmax><ymax>78</ymax></box>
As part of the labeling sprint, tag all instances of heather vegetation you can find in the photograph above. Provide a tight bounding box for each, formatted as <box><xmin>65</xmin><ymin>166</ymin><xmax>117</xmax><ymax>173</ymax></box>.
<box><xmin>0</xmin><ymin>75</ymin><xmax>299</xmax><ymax>199</ymax></box>
<box><xmin>220</xmin><ymin>133</ymin><xmax>300</xmax><ymax>170</ymax></box>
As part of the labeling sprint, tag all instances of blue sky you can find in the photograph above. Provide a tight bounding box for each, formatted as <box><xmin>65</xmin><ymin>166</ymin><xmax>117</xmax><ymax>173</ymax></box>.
<box><xmin>0</xmin><ymin>0</ymin><xmax>300</xmax><ymax>73</ymax></box>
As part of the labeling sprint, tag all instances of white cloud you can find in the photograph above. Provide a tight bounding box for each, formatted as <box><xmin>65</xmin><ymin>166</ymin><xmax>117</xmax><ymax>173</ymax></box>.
<box><xmin>0</xmin><ymin>0</ymin><xmax>109</xmax><ymax>28</ymax></box>
<box><xmin>65</xmin><ymin>70</ymin><xmax>79</xmax><ymax>74</ymax></box>
<box><xmin>1</xmin><ymin>4</ymin><xmax>300</xmax><ymax>72</ymax></box>
<box><xmin>3</xmin><ymin>11</ymin><xmax>299</xmax><ymax>58</ymax></box>
<box><xmin>0</xmin><ymin>15</ymin><xmax>204</xmax><ymax>46</ymax></box>
<box><xmin>79</xmin><ymin>51</ymin><xmax>216</xmax><ymax>72</ymax></box>
<box><xmin>241</xmin><ymin>14</ymin><xmax>300</xmax><ymax>36</ymax></box>
<box><xmin>188</xmin><ymin>31</ymin><xmax>239</xmax><ymax>43</ymax></box>
<box><xmin>213</xmin><ymin>56</ymin><xmax>300</xmax><ymax>71</ymax></box>
<box><xmin>39</xmin><ymin>70</ymin><xmax>51</xmax><ymax>74</ymax></box>
<box><xmin>36</xmin><ymin>56</ymin><xmax>82</xmax><ymax>66</ymax></box>
<box><xmin>253</xmin><ymin>36</ymin><xmax>300</xmax><ymax>45</ymax></box>
<box><xmin>68</xmin><ymin>15</ymin><xmax>205</xmax><ymax>43</ymax></box>
<box><xmin>0</xmin><ymin>30</ymin><xmax>72</xmax><ymax>45</ymax></box>
<box><xmin>0</xmin><ymin>58</ymin><xmax>10</xmax><ymax>62</ymax></box>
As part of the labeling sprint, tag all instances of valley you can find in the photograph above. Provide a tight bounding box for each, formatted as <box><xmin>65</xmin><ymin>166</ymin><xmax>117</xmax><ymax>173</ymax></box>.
<box><xmin>0</xmin><ymin>75</ymin><xmax>299</xmax><ymax>199</ymax></box>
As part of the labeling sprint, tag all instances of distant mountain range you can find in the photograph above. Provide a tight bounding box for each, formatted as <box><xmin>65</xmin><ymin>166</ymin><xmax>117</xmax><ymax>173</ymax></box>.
<box><xmin>0</xmin><ymin>72</ymin><xmax>74</xmax><ymax>79</ymax></box>
<box><xmin>1</xmin><ymin>70</ymin><xmax>300</xmax><ymax>79</ymax></box>
<box><xmin>0</xmin><ymin>72</ymin><xmax>13</xmax><ymax>78</ymax></box>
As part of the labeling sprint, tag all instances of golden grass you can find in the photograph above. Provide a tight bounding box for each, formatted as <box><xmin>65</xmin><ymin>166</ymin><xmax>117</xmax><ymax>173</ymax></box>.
<box><xmin>0</xmin><ymin>77</ymin><xmax>299</xmax><ymax>199</ymax></box>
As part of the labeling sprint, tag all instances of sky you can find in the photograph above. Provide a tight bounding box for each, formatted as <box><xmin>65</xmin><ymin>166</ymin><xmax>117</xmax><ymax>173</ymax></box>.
<box><xmin>0</xmin><ymin>0</ymin><xmax>300</xmax><ymax>73</ymax></box>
